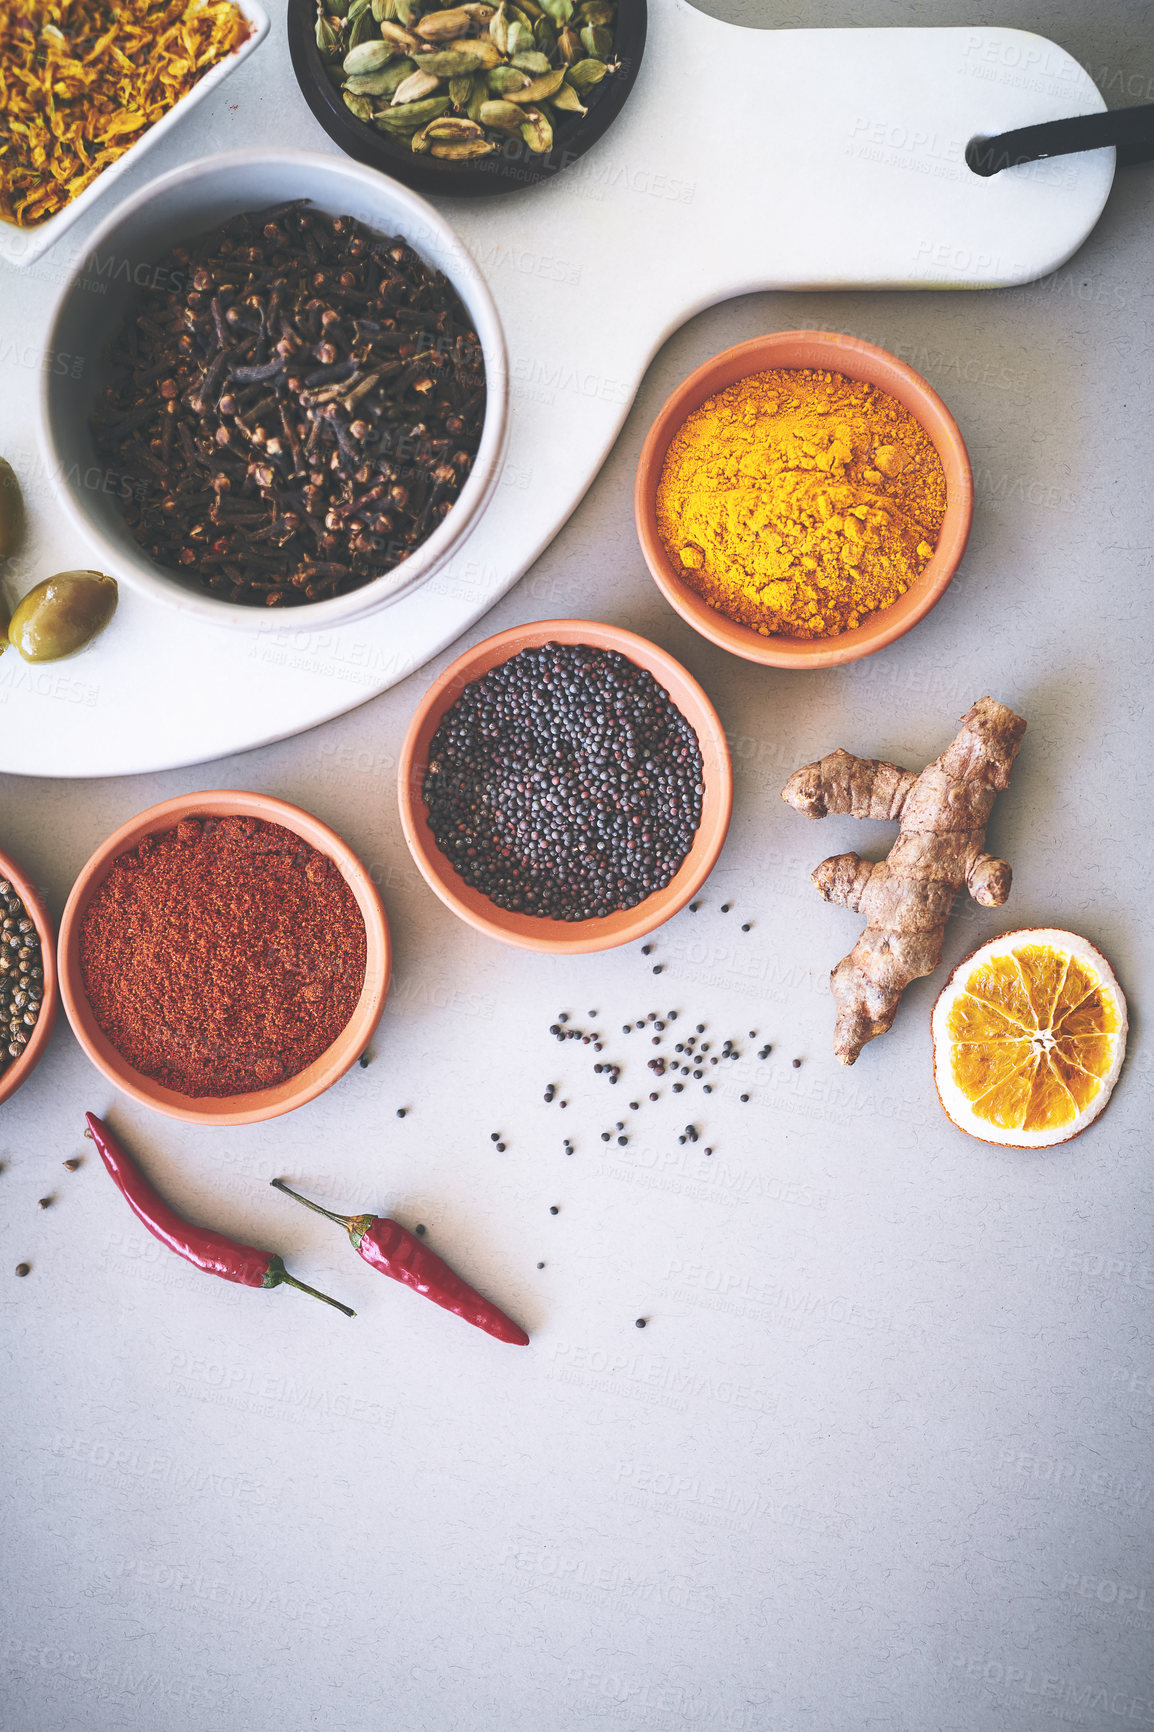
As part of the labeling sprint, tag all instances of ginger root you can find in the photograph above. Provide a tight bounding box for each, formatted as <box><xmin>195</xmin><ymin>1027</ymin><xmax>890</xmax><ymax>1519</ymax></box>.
<box><xmin>782</xmin><ymin>697</ymin><xmax>1027</xmax><ymax>1065</ymax></box>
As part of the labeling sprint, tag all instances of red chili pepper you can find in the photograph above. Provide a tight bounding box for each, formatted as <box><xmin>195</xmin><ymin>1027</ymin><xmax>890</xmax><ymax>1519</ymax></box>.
<box><xmin>270</xmin><ymin>1179</ymin><xmax>529</xmax><ymax>1346</ymax></box>
<box><xmin>85</xmin><ymin>1114</ymin><xmax>354</xmax><ymax>1316</ymax></box>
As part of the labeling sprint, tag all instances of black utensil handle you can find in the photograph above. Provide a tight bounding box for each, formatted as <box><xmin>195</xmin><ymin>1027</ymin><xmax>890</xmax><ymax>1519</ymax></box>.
<box><xmin>967</xmin><ymin>102</ymin><xmax>1154</xmax><ymax>176</ymax></box>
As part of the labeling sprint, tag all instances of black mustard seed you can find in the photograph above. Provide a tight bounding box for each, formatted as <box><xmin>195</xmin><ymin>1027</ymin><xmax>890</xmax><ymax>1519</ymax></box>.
<box><xmin>422</xmin><ymin>643</ymin><xmax>704</xmax><ymax>920</ymax></box>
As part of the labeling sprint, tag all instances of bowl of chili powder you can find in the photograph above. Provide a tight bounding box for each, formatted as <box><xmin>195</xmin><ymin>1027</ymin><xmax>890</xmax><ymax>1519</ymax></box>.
<box><xmin>57</xmin><ymin>793</ymin><xmax>389</xmax><ymax>1125</ymax></box>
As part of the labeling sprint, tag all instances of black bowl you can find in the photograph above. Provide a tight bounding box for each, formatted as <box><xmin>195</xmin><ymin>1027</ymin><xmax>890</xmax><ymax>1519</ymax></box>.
<box><xmin>288</xmin><ymin>0</ymin><xmax>647</xmax><ymax>199</ymax></box>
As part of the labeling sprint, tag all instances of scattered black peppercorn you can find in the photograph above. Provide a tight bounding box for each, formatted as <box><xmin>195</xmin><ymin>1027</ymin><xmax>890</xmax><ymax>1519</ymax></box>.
<box><xmin>358</xmin><ymin>1052</ymin><xmax>371</xmax><ymax>1068</ymax></box>
<box><xmin>617</xmin><ymin>1136</ymin><xmax>628</xmax><ymax>1146</ymax></box>
<box><xmin>490</xmin><ymin>1132</ymin><xmax>500</xmax><ymax>1141</ymax></box>
<box><xmin>703</xmin><ymin>1084</ymin><xmax>712</xmax><ymax>1094</ymax></box>
<box><xmin>741</xmin><ymin>923</ymin><xmax>751</xmax><ymax>932</ymax></box>
<box><xmin>696</xmin><ymin>1023</ymin><xmax>705</xmax><ymax>1033</ymax></box>
<box><xmin>415</xmin><ymin>1223</ymin><xmax>426</xmax><ymax>1236</ymax></box>
<box><xmin>703</xmin><ymin>1147</ymin><xmax>713</xmax><ymax>1157</ymax></box>
<box><xmin>537</xmin><ymin>1261</ymin><xmax>545</xmax><ymax>1269</ymax></box>
<box><xmin>635</xmin><ymin>1317</ymin><xmax>647</xmax><ymax>1328</ymax></box>
<box><xmin>549</xmin><ymin>1205</ymin><xmax>559</xmax><ymax>1215</ymax></box>
<box><xmin>496</xmin><ymin>1141</ymin><xmax>506</xmax><ymax>1152</ymax></box>
<box><xmin>649</xmin><ymin>1092</ymin><xmax>658</xmax><ymax>1101</ymax></box>
<box><xmin>740</xmin><ymin>1094</ymin><xmax>749</xmax><ymax>1103</ymax></box>
<box><xmin>721</xmin><ymin>902</ymin><xmax>731</xmax><ymax>912</ymax></box>
<box><xmin>601</xmin><ymin>1132</ymin><xmax>610</xmax><ymax>1142</ymax></box>
<box><xmin>396</xmin><ymin>1107</ymin><xmax>407</xmax><ymax>1118</ymax></box>
<box><xmin>792</xmin><ymin>1057</ymin><xmax>803</xmax><ymax>1068</ymax></box>
<box><xmin>652</xmin><ymin>964</ymin><xmax>664</xmax><ymax>974</ymax></box>
<box><xmin>15</xmin><ymin>1262</ymin><xmax>30</xmax><ymax>1276</ymax></box>
<box><xmin>641</xmin><ymin>944</ymin><xmax>653</xmax><ymax>955</ymax></box>
<box><xmin>629</xmin><ymin>1101</ymin><xmax>640</xmax><ymax>1111</ymax></box>
<box><xmin>689</xmin><ymin>901</ymin><xmax>701</xmax><ymax>912</ymax></box>
<box><xmin>672</xmin><ymin>1083</ymin><xmax>683</xmax><ymax>1093</ymax></box>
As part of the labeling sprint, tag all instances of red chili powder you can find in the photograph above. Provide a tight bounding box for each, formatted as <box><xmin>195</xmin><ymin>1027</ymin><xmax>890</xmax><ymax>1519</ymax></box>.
<box><xmin>79</xmin><ymin>815</ymin><xmax>367</xmax><ymax>1097</ymax></box>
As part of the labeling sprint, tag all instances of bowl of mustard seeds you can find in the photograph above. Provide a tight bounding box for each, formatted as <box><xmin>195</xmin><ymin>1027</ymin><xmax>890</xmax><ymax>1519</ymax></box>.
<box><xmin>635</xmin><ymin>330</ymin><xmax>973</xmax><ymax>669</ymax></box>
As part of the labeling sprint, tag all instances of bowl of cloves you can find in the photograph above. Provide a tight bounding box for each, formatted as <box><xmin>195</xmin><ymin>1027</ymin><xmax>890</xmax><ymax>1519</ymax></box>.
<box><xmin>39</xmin><ymin>149</ymin><xmax>508</xmax><ymax>625</ymax></box>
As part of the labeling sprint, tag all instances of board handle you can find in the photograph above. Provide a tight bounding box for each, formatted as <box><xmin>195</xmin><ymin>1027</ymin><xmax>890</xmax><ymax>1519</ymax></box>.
<box><xmin>967</xmin><ymin>102</ymin><xmax>1154</xmax><ymax>175</ymax></box>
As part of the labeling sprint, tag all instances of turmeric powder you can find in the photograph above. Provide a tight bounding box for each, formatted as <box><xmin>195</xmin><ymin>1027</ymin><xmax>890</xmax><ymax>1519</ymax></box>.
<box><xmin>655</xmin><ymin>367</ymin><xmax>947</xmax><ymax>639</ymax></box>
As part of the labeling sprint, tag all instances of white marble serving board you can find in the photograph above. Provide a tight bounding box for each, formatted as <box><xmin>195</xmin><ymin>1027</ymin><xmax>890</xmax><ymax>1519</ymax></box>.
<box><xmin>1</xmin><ymin>1</ymin><xmax>1112</xmax><ymax>776</ymax></box>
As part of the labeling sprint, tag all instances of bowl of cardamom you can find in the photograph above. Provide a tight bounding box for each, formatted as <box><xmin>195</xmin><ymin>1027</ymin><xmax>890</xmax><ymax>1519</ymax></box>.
<box><xmin>289</xmin><ymin>0</ymin><xmax>645</xmax><ymax>199</ymax></box>
<box><xmin>635</xmin><ymin>330</ymin><xmax>974</xmax><ymax>669</ymax></box>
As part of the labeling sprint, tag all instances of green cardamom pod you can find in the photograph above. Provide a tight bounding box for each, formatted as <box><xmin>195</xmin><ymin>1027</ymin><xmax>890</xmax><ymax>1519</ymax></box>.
<box><xmin>487</xmin><ymin>62</ymin><xmax>530</xmax><ymax>93</ymax></box>
<box><xmin>371</xmin><ymin>0</ymin><xmax>398</xmax><ymax>18</ymax></box>
<box><xmin>316</xmin><ymin>14</ymin><xmax>340</xmax><ymax>54</ymax></box>
<box><xmin>394</xmin><ymin>0</ymin><xmax>416</xmax><ymax>21</ymax></box>
<box><xmin>507</xmin><ymin>65</ymin><xmax>564</xmax><ymax>101</ymax></box>
<box><xmin>478</xmin><ymin>97</ymin><xmax>524</xmax><ymax>130</ymax></box>
<box><xmin>534</xmin><ymin>15</ymin><xmax>557</xmax><ymax>54</ymax></box>
<box><xmin>378</xmin><ymin>18</ymin><xmax>421</xmax><ymax>47</ymax></box>
<box><xmin>488</xmin><ymin>4</ymin><xmax>509</xmax><ymax>53</ymax></box>
<box><xmin>549</xmin><ymin>78</ymin><xmax>586</xmax><ymax>113</ymax></box>
<box><xmin>426</xmin><ymin>115</ymin><xmax>484</xmax><ymax>138</ymax></box>
<box><xmin>557</xmin><ymin>25</ymin><xmax>579</xmax><ymax>59</ymax></box>
<box><xmin>465</xmin><ymin>72</ymin><xmax>488</xmax><ymax>120</ymax></box>
<box><xmin>579</xmin><ymin>22</ymin><xmax>612</xmax><ymax>57</ymax></box>
<box><xmin>431</xmin><ymin>137</ymin><xmax>497</xmax><ymax>157</ymax></box>
<box><xmin>414</xmin><ymin>6</ymin><xmax>474</xmax><ymax>41</ymax></box>
<box><xmin>343</xmin><ymin>37</ymin><xmax>394</xmax><ymax>72</ymax></box>
<box><xmin>518</xmin><ymin>104</ymin><xmax>553</xmax><ymax>152</ymax></box>
<box><xmin>348</xmin><ymin>0</ymin><xmax>372</xmax><ymax>19</ymax></box>
<box><xmin>373</xmin><ymin>94</ymin><xmax>452</xmax><ymax>126</ymax></box>
<box><xmin>414</xmin><ymin>39</ymin><xmax>500</xmax><ymax>73</ymax></box>
<box><xmin>323</xmin><ymin>0</ymin><xmax>351</xmax><ymax>17</ymax></box>
<box><xmin>411</xmin><ymin>123</ymin><xmax>433</xmax><ymax>152</ymax></box>
<box><xmin>505</xmin><ymin>19</ymin><xmax>534</xmax><ymax>54</ymax></box>
<box><xmin>565</xmin><ymin>54</ymin><xmax>606</xmax><ymax>90</ymax></box>
<box><xmin>394</xmin><ymin>67</ymin><xmax>443</xmax><ymax>103</ymax></box>
<box><xmin>345</xmin><ymin>56</ymin><xmax>414</xmax><ymax>92</ymax></box>
<box><xmin>448</xmin><ymin>72</ymin><xmax>473</xmax><ymax>105</ymax></box>
<box><xmin>347</xmin><ymin>6</ymin><xmax>378</xmax><ymax>48</ymax></box>
<box><xmin>541</xmin><ymin>0</ymin><xmax>573</xmax><ymax>22</ymax></box>
<box><xmin>342</xmin><ymin>89</ymin><xmax>375</xmax><ymax>120</ymax></box>
<box><xmin>578</xmin><ymin>0</ymin><xmax>615</xmax><ymax>24</ymax></box>
<box><xmin>509</xmin><ymin>49</ymin><xmax>550</xmax><ymax>72</ymax></box>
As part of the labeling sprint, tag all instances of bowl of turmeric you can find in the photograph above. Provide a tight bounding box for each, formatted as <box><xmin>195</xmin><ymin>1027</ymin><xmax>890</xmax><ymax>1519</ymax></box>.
<box><xmin>635</xmin><ymin>330</ymin><xmax>973</xmax><ymax>668</ymax></box>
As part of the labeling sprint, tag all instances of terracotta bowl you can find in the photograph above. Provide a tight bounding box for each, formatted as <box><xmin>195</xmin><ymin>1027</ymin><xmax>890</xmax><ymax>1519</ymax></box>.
<box><xmin>58</xmin><ymin>792</ymin><xmax>390</xmax><ymax>1126</ymax></box>
<box><xmin>635</xmin><ymin>329</ymin><xmax>973</xmax><ymax>669</ymax></box>
<box><xmin>398</xmin><ymin>620</ymin><xmax>733</xmax><ymax>955</ymax></box>
<box><xmin>0</xmin><ymin>846</ymin><xmax>59</xmax><ymax>1108</ymax></box>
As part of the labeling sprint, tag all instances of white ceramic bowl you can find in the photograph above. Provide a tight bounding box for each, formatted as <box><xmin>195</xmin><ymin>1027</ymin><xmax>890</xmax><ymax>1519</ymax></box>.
<box><xmin>39</xmin><ymin>150</ymin><xmax>509</xmax><ymax>632</ymax></box>
<box><xmin>0</xmin><ymin>2</ymin><xmax>269</xmax><ymax>269</ymax></box>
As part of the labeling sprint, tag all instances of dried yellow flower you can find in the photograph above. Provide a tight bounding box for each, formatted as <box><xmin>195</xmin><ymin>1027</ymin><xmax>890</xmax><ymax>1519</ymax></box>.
<box><xmin>0</xmin><ymin>0</ymin><xmax>249</xmax><ymax>228</ymax></box>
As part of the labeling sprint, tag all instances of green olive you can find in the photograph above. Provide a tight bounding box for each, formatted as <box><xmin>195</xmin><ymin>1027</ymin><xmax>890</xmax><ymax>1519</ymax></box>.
<box><xmin>0</xmin><ymin>458</ymin><xmax>25</xmax><ymax>559</ymax></box>
<box><xmin>8</xmin><ymin>571</ymin><xmax>118</xmax><ymax>663</ymax></box>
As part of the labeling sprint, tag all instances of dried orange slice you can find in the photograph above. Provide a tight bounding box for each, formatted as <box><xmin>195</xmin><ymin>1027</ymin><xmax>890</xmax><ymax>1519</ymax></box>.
<box><xmin>932</xmin><ymin>930</ymin><xmax>1127</xmax><ymax>1147</ymax></box>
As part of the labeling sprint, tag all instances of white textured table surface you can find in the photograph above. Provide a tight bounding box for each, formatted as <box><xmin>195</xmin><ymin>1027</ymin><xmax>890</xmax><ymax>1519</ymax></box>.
<box><xmin>2</xmin><ymin>1</ymin><xmax>1153</xmax><ymax>1728</ymax></box>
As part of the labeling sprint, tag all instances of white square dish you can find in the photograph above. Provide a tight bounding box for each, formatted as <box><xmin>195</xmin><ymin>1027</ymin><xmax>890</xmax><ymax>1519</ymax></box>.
<box><xmin>0</xmin><ymin>0</ymin><xmax>269</xmax><ymax>268</ymax></box>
